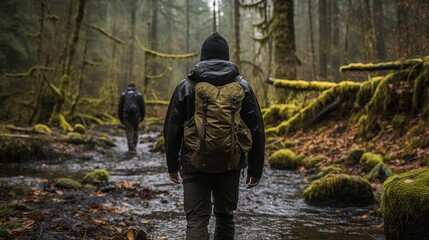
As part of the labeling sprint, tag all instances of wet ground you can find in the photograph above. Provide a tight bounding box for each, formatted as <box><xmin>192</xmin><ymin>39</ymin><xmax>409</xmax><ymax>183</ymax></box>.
<box><xmin>0</xmin><ymin>132</ymin><xmax>385</xmax><ymax>239</ymax></box>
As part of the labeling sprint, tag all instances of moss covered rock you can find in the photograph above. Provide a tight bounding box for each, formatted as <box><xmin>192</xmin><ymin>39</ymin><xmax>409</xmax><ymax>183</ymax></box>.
<box><xmin>269</xmin><ymin>149</ymin><xmax>299</xmax><ymax>170</ymax></box>
<box><xmin>315</xmin><ymin>165</ymin><xmax>342</xmax><ymax>179</ymax></box>
<box><xmin>306</xmin><ymin>155</ymin><xmax>325</xmax><ymax>168</ymax></box>
<box><xmin>0</xmin><ymin>202</ymin><xmax>31</xmax><ymax>216</ymax></box>
<box><xmin>421</xmin><ymin>157</ymin><xmax>429</xmax><ymax>167</ymax></box>
<box><xmin>381</xmin><ymin>168</ymin><xmax>429</xmax><ymax>239</ymax></box>
<box><xmin>304</xmin><ymin>173</ymin><xmax>374</xmax><ymax>206</ymax></box>
<box><xmin>0</xmin><ymin>138</ymin><xmax>55</xmax><ymax>162</ymax></box>
<box><xmin>55</xmin><ymin>178</ymin><xmax>82</xmax><ymax>189</ymax></box>
<box><xmin>66</xmin><ymin>132</ymin><xmax>85</xmax><ymax>144</ymax></box>
<box><xmin>73</xmin><ymin>123</ymin><xmax>86</xmax><ymax>133</ymax></box>
<box><xmin>360</xmin><ymin>152</ymin><xmax>383</xmax><ymax>172</ymax></box>
<box><xmin>345</xmin><ymin>148</ymin><xmax>366</xmax><ymax>165</ymax></box>
<box><xmin>365</xmin><ymin>163</ymin><xmax>394</xmax><ymax>182</ymax></box>
<box><xmin>82</xmin><ymin>169</ymin><xmax>109</xmax><ymax>185</ymax></box>
<box><xmin>96</xmin><ymin>135</ymin><xmax>115</xmax><ymax>148</ymax></box>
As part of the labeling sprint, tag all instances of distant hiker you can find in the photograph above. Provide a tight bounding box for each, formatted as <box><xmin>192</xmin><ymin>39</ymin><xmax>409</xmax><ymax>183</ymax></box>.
<box><xmin>164</xmin><ymin>32</ymin><xmax>265</xmax><ymax>239</ymax></box>
<box><xmin>118</xmin><ymin>82</ymin><xmax>145</xmax><ymax>152</ymax></box>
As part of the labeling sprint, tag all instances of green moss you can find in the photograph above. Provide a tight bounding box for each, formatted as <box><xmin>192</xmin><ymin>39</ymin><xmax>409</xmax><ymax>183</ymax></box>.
<box><xmin>306</xmin><ymin>155</ymin><xmax>324</xmax><ymax>168</ymax></box>
<box><xmin>269</xmin><ymin>149</ymin><xmax>299</xmax><ymax>170</ymax></box>
<box><xmin>408</xmin><ymin>124</ymin><xmax>425</xmax><ymax>136</ymax></box>
<box><xmin>73</xmin><ymin>123</ymin><xmax>85</xmax><ymax>133</ymax></box>
<box><xmin>262</xmin><ymin>104</ymin><xmax>296</xmax><ymax>126</ymax></box>
<box><xmin>381</xmin><ymin>168</ymin><xmax>429</xmax><ymax>239</ymax></box>
<box><xmin>0</xmin><ymin>138</ymin><xmax>55</xmax><ymax>162</ymax></box>
<box><xmin>391</xmin><ymin>114</ymin><xmax>407</xmax><ymax>130</ymax></box>
<box><xmin>59</xmin><ymin>114</ymin><xmax>73</xmax><ymax>132</ymax></box>
<box><xmin>55</xmin><ymin>178</ymin><xmax>82</xmax><ymax>189</ymax></box>
<box><xmin>421</xmin><ymin>157</ymin><xmax>429</xmax><ymax>166</ymax></box>
<box><xmin>345</xmin><ymin>148</ymin><xmax>366</xmax><ymax>165</ymax></box>
<box><xmin>360</xmin><ymin>152</ymin><xmax>384</xmax><ymax>172</ymax></box>
<box><xmin>0</xmin><ymin>202</ymin><xmax>31</xmax><ymax>216</ymax></box>
<box><xmin>0</xmin><ymin>221</ymin><xmax>23</xmax><ymax>238</ymax></box>
<box><xmin>33</xmin><ymin>124</ymin><xmax>52</xmax><ymax>134</ymax></box>
<box><xmin>303</xmin><ymin>173</ymin><xmax>373</xmax><ymax>206</ymax></box>
<box><xmin>82</xmin><ymin>169</ymin><xmax>109</xmax><ymax>185</ymax></box>
<box><xmin>96</xmin><ymin>135</ymin><xmax>115</xmax><ymax>148</ymax></box>
<box><xmin>365</xmin><ymin>163</ymin><xmax>394</xmax><ymax>182</ymax></box>
<box><xmin>355</xmin><ymin>76</ymin><xmax>384</xmax><ymax>108</ymax></box>
<box><xmin>66</xmin><ymin>132</ymin><xmax>85</xmax><ymax>144</ymax></box>
<box><xmin>272</xmin><ymin>79</ymin><xmax>337</xmax><ymax>91</ymax></box>
<box><xmin>316</xmin><ymin>165</ymin><xmax>342</xmax><ymax>179</ymax></box>
<box><xmin>267</xmin><ymin>81</ymin><xmax>362</xmax><ymax>135</ymax></box>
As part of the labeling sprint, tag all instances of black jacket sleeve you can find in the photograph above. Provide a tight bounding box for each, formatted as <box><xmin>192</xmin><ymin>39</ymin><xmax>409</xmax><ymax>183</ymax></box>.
<box><xmin>139</xmin><ymin>94</ymin><xmax>145</xmax><ymax>121</ymax></box>
<box><xmin>240</xmin><ymin>80</ymin><xmax>265</xmax><ymax>178</ymax></box>
<box><xmin>118</xmin><ymin>93</ymin><xmax>125</xmax><ymax>122</ymax></box>
<box><xmin>163</xmin><ymin>83</ymin><xmax>186</xmax><ymax>173</ymax></box>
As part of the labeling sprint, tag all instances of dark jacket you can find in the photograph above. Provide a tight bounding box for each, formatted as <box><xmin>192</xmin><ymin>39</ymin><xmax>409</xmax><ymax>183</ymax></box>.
<box><xmin>164</xmin><ymin>60</ymin><xmax>265</xmax><ymax>178</ymax></box>
<box><xmin>118</xmin><ymin>87</ymin><xmax>146</xmax><ymax>122</ymax></box>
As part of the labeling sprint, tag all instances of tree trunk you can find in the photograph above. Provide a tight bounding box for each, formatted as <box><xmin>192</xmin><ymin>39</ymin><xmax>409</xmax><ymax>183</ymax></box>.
<box><xmin>233</xmin><ymin>0</ymin><xmax>241</xmax><ymax>68</ymax></box>
<box><xmin>318</xmin><ymin>0</ymin><xmax>328</xmax><ymax>80</ymax></box>
<box><xmin>127</xmin><ymin>0</ymin><xmax>137</xmax><ymax>83</ymax></box>
<box><xmin>363</xmin><ymin>0</ymin><xmax>376</xmax><ymax>61</ymax></box>
<box><xmin>213</xmin><ymin>0</ymin><xmax>217</xmax><ymax>32</ymax></box>
<box><xmin>373</xmin><ymin>0</ymin><xmax>386</xmax><ymax>60</ymax></box>
<box><xmin>272</xmin><ymin>0</ymin><xmax>297</xmax><ymax>80</ymax></box>
<box><xmin>308</xmin><ymin>0</ymin><xmax>316</xmax><ymax>80</ymax></box>
<box><xmin>331</xmin><ymin>1</ymin><xmax>340</xmax><ymax>81</ymax></box>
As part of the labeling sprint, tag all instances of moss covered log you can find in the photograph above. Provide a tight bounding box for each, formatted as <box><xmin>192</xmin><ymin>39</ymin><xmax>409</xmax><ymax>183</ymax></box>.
<box><xmin>266</xmin><ymin>81</ymin><xmax>361</xmax><ymax>135</ymax></box>
<box><xmin>146</xmin><ymin>100</ymin><xmax>170</xmax><ymax>106</ymax></box>
<box><xmin>268</xmin><ymin>78</ymin><xmax>337</xmax><ymax>91</ymax></box>
<box><xmin>340</xmin><ymin>58</ymin><xmax>423</xmax><ymax>72</ymax></box>
<box><xmin>381</xmin><ymin>168</ymin><xmax>429</xmax><ymax>239</ymax></box>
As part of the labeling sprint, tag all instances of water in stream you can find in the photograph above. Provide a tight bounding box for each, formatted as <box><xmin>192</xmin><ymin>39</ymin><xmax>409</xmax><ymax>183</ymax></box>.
<box><xmin>0</xmin><ymin>132</ymin><xmax>385</xmax><ymax>239</ymax></box>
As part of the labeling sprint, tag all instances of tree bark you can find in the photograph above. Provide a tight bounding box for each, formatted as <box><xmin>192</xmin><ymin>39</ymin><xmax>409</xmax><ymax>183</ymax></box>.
<box><xmin>318</xmin><ymin>0</ymin><xmax>328</xmax><ymax>80</ymax></box>
<box><xmin>233</xmin><ymin>0</ymin><xmax>241</xmax><ymax>68</ymax></box>
<box><xmin>373</xmin><ymin>0</ymin><xmax>386</xmax><ymax>60</ymax></box>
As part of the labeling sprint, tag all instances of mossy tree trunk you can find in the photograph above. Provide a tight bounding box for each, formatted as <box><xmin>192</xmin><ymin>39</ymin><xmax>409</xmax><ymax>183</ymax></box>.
<box><xmin>272</xmin><ymin>0</ymin><xmax>297</xmax><ymax>103</ymax></box>
<box><xmin>49</xmin><ymin>0</ymin><xmax>87</xmax><ymax>123</ymax></box>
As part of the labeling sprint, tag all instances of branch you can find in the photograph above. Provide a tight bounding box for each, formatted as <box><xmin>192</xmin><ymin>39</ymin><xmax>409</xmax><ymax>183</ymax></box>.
<box><xmin>267</xmin><ymin>78</ymin><xmax>340</xmax><ymax>91</ymax></box>
<box><xmin>146</xmin><ymin>100</ymin><xmax>170</xmax><ymax>106</ymax></box>
<box><xmin>340</xmin><ymin>58</ymin><xmax>423</xmax><ymax>72</ymax></box>
<box><xmin>83</xmin><ymin>23</ymin><xmax>125</xmax><ymax>44</ymax></box>
<box><xmin>136</xmin><ymin>37</ymin><xmax>198</xmax><ymax>58</ymax></box>
<box><xmin>146</xmin><ymin>67</ymin><xmax>173</xmax><ymax>79</ymax></box>
<box><xmin>239</xmin><ymin>0</ymin><xmax>265</xmax><ymax>7</ymax></box>
<box><xmin>246</xmin><ymin>30</ymin><xmax>271</xmax><ymax>42</ymax></box>
<box><xmin>5</xmin><ymin>66</ymin><xmax>55</xmax><ymax>78</ymax></box>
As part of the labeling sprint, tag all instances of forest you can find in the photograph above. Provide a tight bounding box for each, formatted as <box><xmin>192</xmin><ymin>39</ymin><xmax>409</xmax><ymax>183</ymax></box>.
<box><xmin>0</xmin><ymin>0</ymin><xmax>429</xmax><ymax>239</ymax></box>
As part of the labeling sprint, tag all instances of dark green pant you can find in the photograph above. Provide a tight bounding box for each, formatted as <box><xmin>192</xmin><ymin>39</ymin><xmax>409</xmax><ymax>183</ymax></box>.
<box><xmin>183</xmin><ymin>170</ymin><xmax>240</xmax><ymax>240</ymax></box>
<box><xmin>123</xmin><ymin>117</ymin><xmax>139</xmax><ymax>151</ymax></box>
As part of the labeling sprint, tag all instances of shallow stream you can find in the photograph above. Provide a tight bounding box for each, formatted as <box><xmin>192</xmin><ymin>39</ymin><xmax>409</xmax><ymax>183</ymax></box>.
<box><xmin>0</xmin><ymin>132</ymin><xmax>385</xmax><ymax>239</ymax></box>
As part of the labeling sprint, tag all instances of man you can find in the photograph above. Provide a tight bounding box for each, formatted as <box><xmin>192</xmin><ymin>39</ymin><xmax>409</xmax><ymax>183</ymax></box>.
<box><xmin>164</xmin><ymin>32</ymin><xmax>265</xmax><ymax>239</ymax></box>
<box><xmin>118</xmin><ymin>82</ymin><xmax>145</xmax><ymax>152</ymax></box>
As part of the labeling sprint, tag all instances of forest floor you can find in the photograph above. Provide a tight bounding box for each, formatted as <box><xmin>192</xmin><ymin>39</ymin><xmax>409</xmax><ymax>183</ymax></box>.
<box><xmin>0</xmin><ymin>118</ymin><xmax>427</xmax><ymax>239</ymax></box>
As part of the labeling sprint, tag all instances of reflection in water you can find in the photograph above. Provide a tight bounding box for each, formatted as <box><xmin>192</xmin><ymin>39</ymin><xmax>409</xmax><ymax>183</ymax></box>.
<box><xmin>0</xmin><ymin>133</ymin><xmax>384</xmax><ymax>239</ymax></box>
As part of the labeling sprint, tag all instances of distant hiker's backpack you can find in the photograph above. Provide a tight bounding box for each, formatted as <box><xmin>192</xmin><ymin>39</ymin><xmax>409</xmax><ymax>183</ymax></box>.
<box><xmin>184</xmin><ymin>77</ymin><xmax>253</xmax><ymax>173</ymax></box>
<box><xmin>124</xmin><ymin>90</ymin><xmax>140</xmax><ymax>117</ymax></box>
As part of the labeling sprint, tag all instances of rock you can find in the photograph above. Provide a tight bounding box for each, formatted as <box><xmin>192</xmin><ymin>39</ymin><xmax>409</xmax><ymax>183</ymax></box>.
<box><xmin>82</xmin><ymin>169</ymin><xmax>109</xmax><ymax>185</ymax></box>
<box><xmin>100</xmin><ymin>185</ymin><xmax>116</xmax><ymax>193</ymax></box>
<box><xmin>73</xmin><ymin>123</ymin><xmax>86</xmax><ymax>133</ymax></box>
<box><xmin>365</xmin><ymin>163</ymin><xmax>394</xmax><ymax>182</ymax></box>
<box><xmin>345</xmin><ymin>148</ymin><xmax>365</xmax><ymax>165</ymax></box>
<box><xmin>305</xmin><ymin>155</ymin><xmax>325</xmax><ymax>168</ymax></box>
<box><xmin>381</xmin><ymin>168</ymin><xmax>429</xmax><ymax>239</ymax></box>
<box><xmin>66</xmin><ymin>132</ymin><xmax>85</xmax><ymax>144</ymax></box>
<box><xmin>152</xmin><ymin>136</ymin><xmax>165</xmax><ymax>152</ymax></box>
<box><xmin>303</xmin><ymin>173</ymin><xmax>374</xmax><ymax>206</ymax></box>
<box><xmin>269</xmin><ymin>149</ymin><xmax>300</xmax><ymax>170</ymax></box>
<box><xmin>55</xmin><ymin>178</ymin><xmax>82</xmax><ymax>189</ymax></box>
<box><xmin>360</xmin><ymin>152</ymin><xmax>383</xmax><ymax>172</ymax></box>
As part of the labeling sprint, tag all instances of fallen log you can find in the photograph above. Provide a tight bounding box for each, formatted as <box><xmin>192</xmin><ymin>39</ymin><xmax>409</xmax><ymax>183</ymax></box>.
<box><xmin>267</xmin><ymin>78</ymin><xmax>337</xmax><ymax>91</ymax></box>
<box><xmin>340</xmin><ymin>58</ymin><xmax>424</xmax><ymax>72</ymax></box>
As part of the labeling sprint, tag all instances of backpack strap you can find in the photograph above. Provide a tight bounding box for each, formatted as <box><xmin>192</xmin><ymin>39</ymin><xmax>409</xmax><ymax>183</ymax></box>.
<box><xmin>201</xmin><ymin>94</ymin><xmax>209</xmax><ymax>167</ymax></box>
<box><xmin>229</xmin><ymin>96</ymin><xmax>238</xmax><ymax>170</ymax></box>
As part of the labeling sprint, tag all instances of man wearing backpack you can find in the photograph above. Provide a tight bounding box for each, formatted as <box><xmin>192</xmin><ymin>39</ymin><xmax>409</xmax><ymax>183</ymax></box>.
<box><xmin>118</xmin><ymin>82</ymin><xmax>145</xmax><ymax>152</ymax></box>
<box><xmin>164</xmin><ymin>32</ymin><xmax>265</xmax><ymax>240</ymax></box>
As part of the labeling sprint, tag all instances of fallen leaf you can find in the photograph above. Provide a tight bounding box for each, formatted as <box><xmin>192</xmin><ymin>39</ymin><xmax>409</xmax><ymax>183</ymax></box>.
<box><xmin>127</xmin><ymin>229</ymin><xmax>135</xmax><ymax>240</ymax></box>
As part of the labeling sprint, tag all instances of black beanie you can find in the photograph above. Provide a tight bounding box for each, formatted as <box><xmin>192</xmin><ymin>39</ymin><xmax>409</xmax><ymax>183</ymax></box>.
<box><xmin>200</xmin><ymin>32</ymin><xmax>229</xmax><ymax>61</ymax></box>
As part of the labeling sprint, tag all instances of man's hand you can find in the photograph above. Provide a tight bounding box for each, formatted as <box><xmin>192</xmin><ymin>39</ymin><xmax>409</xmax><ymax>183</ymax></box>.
<box><xmin>169</xmin><ymin>170</ymin><xmax>182</xmax><ymax>184</ymax></box>
<box><xmin>246</xmin><ymin>175</ymin><xmax>260</xmax><ymax>189</ymax></box>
